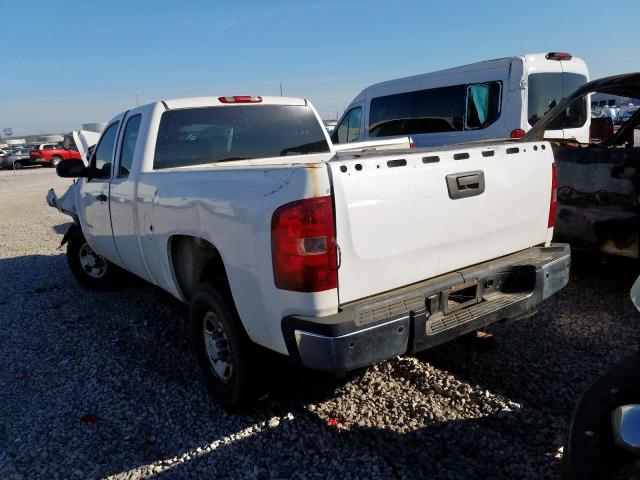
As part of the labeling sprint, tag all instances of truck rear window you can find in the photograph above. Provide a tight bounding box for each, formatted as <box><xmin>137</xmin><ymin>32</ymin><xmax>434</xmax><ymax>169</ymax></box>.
<box><xmin>528</xmin><ymin>72</ymin><xmax>588</xmax><ymax>129</ymax></box>
<box><xmin>154</xmin><ymin>105</ymin><xmax>330</xmax><ymax>169</ymax></box>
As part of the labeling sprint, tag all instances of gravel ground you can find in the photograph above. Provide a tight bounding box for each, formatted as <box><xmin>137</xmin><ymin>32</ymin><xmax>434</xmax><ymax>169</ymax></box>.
<box><xmin>1</xmin><ymin>167</ymin><xmax>640</xmax><ymax>479</ymax></box>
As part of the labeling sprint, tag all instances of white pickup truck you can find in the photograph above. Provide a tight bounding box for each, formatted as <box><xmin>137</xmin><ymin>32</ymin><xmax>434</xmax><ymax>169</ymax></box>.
<box><xmin>54</xmin><ymin>94</ymin><xmax>570</xmax><ymax>409</ymax></box>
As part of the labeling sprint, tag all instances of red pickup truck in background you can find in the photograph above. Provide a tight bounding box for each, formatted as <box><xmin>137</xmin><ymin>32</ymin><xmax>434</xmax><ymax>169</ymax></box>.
<box><xmin>29</xmin><ymin>143</ymin><xmax>82</xmax><ymax>167</ymax></box>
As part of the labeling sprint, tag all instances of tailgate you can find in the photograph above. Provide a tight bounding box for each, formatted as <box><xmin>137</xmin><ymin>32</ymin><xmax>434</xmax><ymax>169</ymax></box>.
<box><xmin>329</xmin><ymin>142</ymin><xmax>553</xmax><ymax>303</ymax></box>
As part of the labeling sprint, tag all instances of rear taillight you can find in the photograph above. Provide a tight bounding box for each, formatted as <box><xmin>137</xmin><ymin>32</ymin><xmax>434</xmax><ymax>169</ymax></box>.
<box><xmin>271</xmin><ymin>196</ymin><xmax>337</xmax><ymax>292</ymax></box>
<box><xmin>218</xmin><ymin>96</ymin><xmax>263</xmax><ymax>104</ymax></box>
<box><xmin>510</xmin><ymin>128</ymin><xmax>525</xmax><ymax>139</ymax></box>
<box><xmin>548</xmin><ymin>162</ymin><xmax>558</xmax><ymax>228</ymax></box>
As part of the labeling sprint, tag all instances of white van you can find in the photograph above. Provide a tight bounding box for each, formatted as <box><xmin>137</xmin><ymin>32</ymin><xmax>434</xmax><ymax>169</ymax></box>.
<box><xmin>332</xmin><ymin>52</ymin><xmax>590</xmax><ymax>147</ymax></box>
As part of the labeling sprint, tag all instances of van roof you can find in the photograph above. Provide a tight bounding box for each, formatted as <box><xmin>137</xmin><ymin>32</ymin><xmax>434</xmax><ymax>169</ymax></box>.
<box><xmin>353</xmin><ymin>53</ymin><xmax>586</xmax><ymax>101</ymax></box>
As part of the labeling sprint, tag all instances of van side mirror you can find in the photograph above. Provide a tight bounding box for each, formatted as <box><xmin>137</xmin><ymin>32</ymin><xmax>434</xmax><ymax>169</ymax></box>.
<box><xmin>56</xmin><ymin>158</ymin><xmax>89</xmax><ymax>178</ymax></box>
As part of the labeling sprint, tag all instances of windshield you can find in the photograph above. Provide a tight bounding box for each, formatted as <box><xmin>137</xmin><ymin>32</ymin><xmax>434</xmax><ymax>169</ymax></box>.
<box><xmin>528</xmin><ymin>72</ymin><xmax>588</xmax><ymax>129</ymax></box>
<box><xmin>154</xmin><ymin>105</ymin><xmax>330</xmax><ymax>169</ymax></box>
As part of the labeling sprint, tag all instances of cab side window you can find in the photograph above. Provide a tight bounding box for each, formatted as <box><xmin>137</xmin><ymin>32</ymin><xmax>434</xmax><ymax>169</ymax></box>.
<box><xmin>118</xmin><ymin>115</ymin><xmax>142</xmax><ymax>177</ymax></box>
<box><xmin>91</xmin><ymin>122</ymin><xmax>120</xmax><ymax>179</ymax></box>
<box><xmin>334</xmin><ymin>107</ymin><xmax>362</xmax><ymax>144</ymax></box>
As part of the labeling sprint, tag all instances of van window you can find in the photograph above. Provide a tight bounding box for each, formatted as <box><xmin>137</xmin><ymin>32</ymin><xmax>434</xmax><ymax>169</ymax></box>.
<box><xmin>370</xmin><ymin>85</ymin><xmax>465</xmax><ymax>138</ymax></box>
<box><xmin>528</xmin><ymin>72</ymin><xmax>588</xmax><ymax>129</ymax></box>
<box><xmin>335</xmin><ymin>106</ymin><xmax>362</xmax><ymax>143</ymax></box>
<box><xmin>466</xmin><ymin>82</ymin><xmax>502</xmax><ymax>129</ymax></box>
<box><xmin>369</xmin><ymin>82</ymin><xmax>502</xmax><ymax>138</ymax></box>
<box><xmin>154</xmin><ymin>105</ymin><xmax>330</xmax><ymax>169</ymax></box>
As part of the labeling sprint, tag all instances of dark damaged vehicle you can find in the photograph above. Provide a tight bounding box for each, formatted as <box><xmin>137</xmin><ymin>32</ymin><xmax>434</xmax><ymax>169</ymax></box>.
<box><xmin>524</xmin><ymin>73</ymin><xmax>640</xmax><ymax>257</ymax></box>
<box><xmin>562</xmin><ymin>276</ymin><xmax>640</xmax><ymax>479</ymax></box>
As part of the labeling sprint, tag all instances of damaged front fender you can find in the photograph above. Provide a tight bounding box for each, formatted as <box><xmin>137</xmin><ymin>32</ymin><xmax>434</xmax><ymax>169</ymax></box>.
<box><xmin>60</xmin><ymin>222</ymin><xmax>83</xmax><ymax>248</ymax></box>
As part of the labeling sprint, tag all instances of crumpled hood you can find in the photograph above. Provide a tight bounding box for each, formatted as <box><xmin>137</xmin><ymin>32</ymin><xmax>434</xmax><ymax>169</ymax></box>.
<box><xmin>63</xmin><ymin>130</ymin><xmax>101</xmax><ymax>164</ymax></box>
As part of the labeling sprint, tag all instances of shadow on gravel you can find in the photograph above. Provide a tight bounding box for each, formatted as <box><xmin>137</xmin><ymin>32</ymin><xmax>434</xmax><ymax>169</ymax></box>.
<box><xmin>2</xmin><ymin>250</ymin><xmax>639</xmax><ymax>478</ymax></box>
<box><xmin>6</xmin><ymin>252</ymin><xmax>534</xmax><ymax>478</ymax></box>
<box><xmin>149</xmin><ymin>406</ymin><xmax>553</xmax><ymax>479</ymax></box>
<box><xmin>418</xmin><ymin>252</ymin><xmax>640</xmax><ymax>416</ymax></box>
<box><xmin>2</xmin><ymin>253</ymin><xmax>396</xmax><ymax>478</ymax></box>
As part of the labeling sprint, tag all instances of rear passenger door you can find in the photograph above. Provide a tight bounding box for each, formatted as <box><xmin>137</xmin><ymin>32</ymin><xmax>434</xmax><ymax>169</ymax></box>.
<box><xmin>110</xmin><ymin>111</ymin><xmax>150</xmax><ymax>280</ymax></box>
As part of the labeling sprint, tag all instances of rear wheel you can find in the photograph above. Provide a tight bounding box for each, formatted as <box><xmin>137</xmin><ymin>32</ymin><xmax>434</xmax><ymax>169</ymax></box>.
<box><xmin>66</xmin><ymin>235</ymin><xmax>122</xmax><ymax>290</ymax></box>
<box><xmin>51</xmin><ymin>156</ymin><xmax>62</xmax><ymax>167</ymax></box>
<box><xmin>189</xmin><ymin>281</ymin><xmax>258</xmax><ymax>411</ymax></box>
<box><xmin>13</xmin><ymin>161</ymin><xmax>23</xmax><ymax>170</ymax></box>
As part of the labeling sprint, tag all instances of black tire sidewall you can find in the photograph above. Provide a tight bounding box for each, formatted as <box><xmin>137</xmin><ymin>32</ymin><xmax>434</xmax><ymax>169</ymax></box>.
<box><xmin>66</xmin><ymin>236</ymin><xmax>120</xmax><ymax>290</ymax></box>
<box><xmin>189</xmin><ymin>282</ymin><xmax>254</xmax><ymax>411</ymax></box>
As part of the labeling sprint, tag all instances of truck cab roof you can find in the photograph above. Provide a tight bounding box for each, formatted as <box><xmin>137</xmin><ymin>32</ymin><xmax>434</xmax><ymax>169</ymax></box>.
<box><xmin>160</xmin><ymin>95</ymin><xmax>308</xmax><ymax>110</ymax></box>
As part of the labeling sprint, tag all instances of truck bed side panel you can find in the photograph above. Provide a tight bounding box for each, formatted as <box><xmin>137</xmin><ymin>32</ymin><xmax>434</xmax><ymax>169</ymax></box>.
<box><xmin>135</xmin><ymin>164</ymin><xmax>337</xmax><ymax>354</ymax></box>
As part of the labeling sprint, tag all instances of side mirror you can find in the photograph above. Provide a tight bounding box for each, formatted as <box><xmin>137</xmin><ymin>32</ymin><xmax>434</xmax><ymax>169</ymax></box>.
<box><xmin>56</xmin><ymin>158</ymin><xmax>89</xmax><ymax>178</ymax></box>
<box><xmin>612</xmin><ymin>404</ymin><xmax>640</xmax><ymax>456</ymax></box>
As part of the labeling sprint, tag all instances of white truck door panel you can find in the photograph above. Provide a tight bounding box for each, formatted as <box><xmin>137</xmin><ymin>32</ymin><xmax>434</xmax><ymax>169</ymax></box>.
<box><xmin>79</xmin><ymin>119</ymin><xmax>122</xmax><ymax>261</ymax></box>
<box><xmin>330</xmin><ymin>142</ymin><xmax>553</xmax><ymax>303</ymax></box>
<box><xmin>110</xmin><ymin>111</ymin><xmax>150</xmax><ymax>280</ymax></box>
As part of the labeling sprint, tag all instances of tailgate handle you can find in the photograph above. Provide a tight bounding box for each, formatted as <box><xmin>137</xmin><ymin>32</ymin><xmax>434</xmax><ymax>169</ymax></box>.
<box><xmin>457</xmin><ymin>174</ymin><xmax>481</xmax><ymax>189</ymax></box>
<box><xmin>446</xmin><ymin>170</ymin><xmax>485</xmax><ymax>199</ymax></box>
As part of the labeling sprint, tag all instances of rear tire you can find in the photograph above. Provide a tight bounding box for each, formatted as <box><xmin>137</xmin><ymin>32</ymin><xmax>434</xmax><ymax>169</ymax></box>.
<box><xmin>66</xmin><ymin>235</ymin><xmax>122</xmax><ymax>290</ymax></box>
<box><xmin>51</xmin><ymin>156</ymin><xmax>62</xmax><ymax>167</ymax></box>
<box><xmin>189</xmin><ymin>281</ymin><xmax>257</xmax><ymax>411</ymax></box>
<box><xmin>13</xmin><ymin>161</ymin><xmax>23</xmax><ymax>170</ymax></box>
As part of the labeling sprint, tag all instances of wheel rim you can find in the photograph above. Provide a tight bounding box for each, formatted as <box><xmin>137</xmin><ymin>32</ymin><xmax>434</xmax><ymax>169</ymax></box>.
<box><xmin>52</xmin><ymin>157</ymin><xmax>61</xmax><ymax>166</ymax></box>
<box><xmin>202</xmin><ymin>311</ymin><xmax>233</xmax><ymax>383</ymax></box>
<box><xmin>78</xmin><ymin>242</ymin><xmax>107</xmax><ymax>279</ymax></box>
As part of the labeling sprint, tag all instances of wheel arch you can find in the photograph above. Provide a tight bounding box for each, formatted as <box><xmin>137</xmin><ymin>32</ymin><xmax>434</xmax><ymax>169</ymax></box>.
<box><xmin>168</xmin><ymin>235</ymin><xmax>230</xmax><ymax>301</ymax></box>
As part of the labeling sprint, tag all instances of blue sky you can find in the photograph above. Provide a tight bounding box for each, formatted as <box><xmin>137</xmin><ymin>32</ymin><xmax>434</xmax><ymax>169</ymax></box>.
<box><xmin>1</xmin><ymin>0</ymin><xmax>638</xmax><ymax>136</ymax></box>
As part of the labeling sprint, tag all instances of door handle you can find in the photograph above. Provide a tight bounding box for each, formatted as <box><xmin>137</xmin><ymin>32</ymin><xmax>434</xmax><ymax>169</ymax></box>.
<box><xmin>446</xmin><ymin>170</ymin><xmax>485</xmax><ymax>199</ymax></box>
<box><xmin>96</xmin><ymin>194</ymin><xmax>108</xmax><ymax>202</ymax></box>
